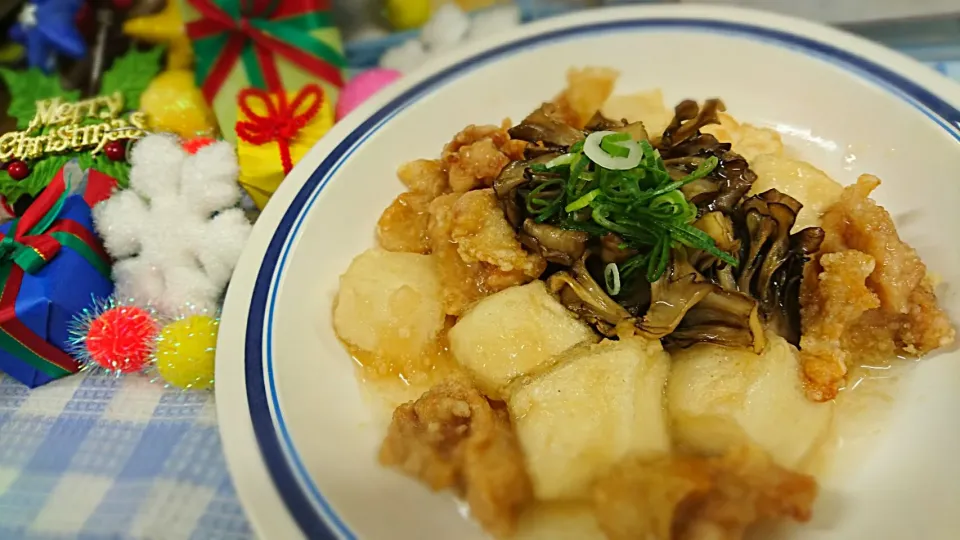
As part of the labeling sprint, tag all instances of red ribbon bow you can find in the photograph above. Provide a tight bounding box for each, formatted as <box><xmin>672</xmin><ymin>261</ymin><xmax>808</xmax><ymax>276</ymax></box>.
<box><xmin>0</xmin><ymin>173</ymin><xmax>71</xmax><ymax>272</ymax></box>
<box><xmin>186</xmin><ymin>0</ymin><xmax>343</xmax><ymax>102</ymax></box>
<box><xmin>235</xmin><ymin>84</ymin><xmax>324</xmax><ymax>174</ymax></box>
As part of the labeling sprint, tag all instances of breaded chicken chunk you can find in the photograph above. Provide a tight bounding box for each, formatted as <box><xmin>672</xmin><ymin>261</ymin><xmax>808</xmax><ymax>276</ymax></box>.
<box><xmin>800</xmin><ymin>176</ymin><xmax>954</xmax><ymax>400</ymax></box>
<box><xmin>380</xmin><ymin>378</ymin><xmax>533</xmax><ymax>536</ymax></box>
<box><xmin>593</xmin><ymin>446</ymin><xmax>817</xmax><ymax>540</ymax></box>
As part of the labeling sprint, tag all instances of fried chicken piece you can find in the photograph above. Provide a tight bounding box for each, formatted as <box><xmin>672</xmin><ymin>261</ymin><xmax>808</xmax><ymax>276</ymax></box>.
<box><xmin>899</xmin><ymin>278</ymin><xmax>956</xmax><ymax>353</ymax></box>
<box><xmin>429</xmin><ymin>194</ymin><xmax>486</xmax><ymax>313</ymax></box>
<box><xmin>443</xmin><ymin>121</ymin><xmax>528</xmax><ymax>161</ymax></box>
<box><xmin>821</xmin><ymin>175</ymin><xmax>925</xmax><ymax>315</ymax></box>
<box><xmin>431</xmin><ymin>243</ymin><xmax>487</xmax><ymax>316</ymax></box>
<box><xmin>447</xmin><ymin>138</ymin><xmax>511</xmax><ymax>193</ymax></box>
<box><xmin>799</xmin><ymin>251</ymin><xmax>881</xmax><ymax>401</ymax></box>
<box><xmin>452</xmin><ymin>189</ymin><xmax>546</xmax><ymax>276</ymax></box>
<box><xmin>428</xmin><ymin>192</ymin><xmax>544</xmax><ymax>315</ymax></box>
<box><xmin>593</xmin><ymin>447</ymin><xmax>817</xmax><ymax>540</ymax></box>
<box><xmin>442</xmin><ymin>122</ymin><xmax>527</xmax><ymax>193</ymax></box>
<box><xmin>428</xmin><ymin>193</ymin><xmax>460</xmax><ymax>246</ymax></box>
<box><xmin>799</xmin><ymin>176</ymin><xmax>955</xmax><ymax>400</ymax></box>
<box><xmin>397</xmin><ymin>159</ymin><xmax>449</xmax><ymax>198</ymax></box>
<box><xmin>380</xmin><ymin>378</ymin><xmax>533</xmax><ymax>537</ymax></box>
<box><xmin>377</xmin><ymin>192</ymin><xmax>432</xmax><ymax>254</ymax></box>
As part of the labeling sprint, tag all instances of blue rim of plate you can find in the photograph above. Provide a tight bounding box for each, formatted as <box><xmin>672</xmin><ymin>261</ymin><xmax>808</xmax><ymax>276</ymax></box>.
<box><xmin>243</xmin><ymin>17</ymin><xmax>960</xmax><ymax>539</ymax></box>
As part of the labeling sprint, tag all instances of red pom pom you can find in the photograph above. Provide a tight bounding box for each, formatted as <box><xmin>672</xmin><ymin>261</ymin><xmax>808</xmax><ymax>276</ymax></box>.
<box><xmin>85</xmin><ymin>306</ymin><xmax>158</xmax><ymax>373</ymax></box>
<box><xmin>183</xmin><ymin>137</ymin><xmax>217</xmax><ymax>154</ymax></box>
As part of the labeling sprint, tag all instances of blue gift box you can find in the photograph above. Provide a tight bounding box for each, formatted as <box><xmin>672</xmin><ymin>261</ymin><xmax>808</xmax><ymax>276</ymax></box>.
<box><xmin>0</xmin><ymin>193</ymin><xmax>114</xmax><ymax>388</ymax></box>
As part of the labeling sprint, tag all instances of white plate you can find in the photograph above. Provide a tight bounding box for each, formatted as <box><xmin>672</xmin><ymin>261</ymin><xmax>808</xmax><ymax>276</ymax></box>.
<box><xmin>216</xmin><ymin>5</ymin><xmax>960</xmax><ymax>539</ymax></box>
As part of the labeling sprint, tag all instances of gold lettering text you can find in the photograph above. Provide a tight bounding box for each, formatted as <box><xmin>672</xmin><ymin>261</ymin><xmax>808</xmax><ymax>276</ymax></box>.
<box><xmin>104</xmin><ymin>92</ymin><xmax>124</xmax><ymax>118</ymax></box>
<box><xmin>28</xmin><ymin>98</ymin><xmax>62</xmax><ymax>131</ymax></box>
<box><xmin>0</xmin><ymin>132</ymin><xmax>22</xmax><ymax>159</ymax></box>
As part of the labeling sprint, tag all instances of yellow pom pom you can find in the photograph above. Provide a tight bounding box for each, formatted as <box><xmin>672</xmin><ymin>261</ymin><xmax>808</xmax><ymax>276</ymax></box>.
<box><xmin>155</xmin><ymin>315</ymin><xmax>219</xmax><ymax>390</ymax></box>
<box><xmin>140</xmin><ymin>70</ymin><xmax>218</xmax><ymax>139</ymax></box>
<box><xmin>386</xmin><ymin>0</ymin><xmax>432</xmax><ymax>30</ymax></box>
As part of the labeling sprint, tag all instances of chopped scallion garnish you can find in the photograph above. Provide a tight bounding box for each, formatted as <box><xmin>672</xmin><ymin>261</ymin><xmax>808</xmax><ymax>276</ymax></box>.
<box><xmin>565</xmin><ymin>188</ymin><xmax>601</xmax><ymax>212</ymax></box>
<box><xmin>604</xmin><ymin>262</ymin><xmax>621</xmax><ymax>296</ymax></box>
<box><xmin>521</xmin><ymin>133</ymin><xmax>735</xmax><ymax>282</ymax></box>
<box><xmin>546</xmin><ymin>153</ymin><xmax>576</xmax><ymax>169</ymax></box>
<box><xmin>600</xmin><ymin>132</ymin><xmax>632</xmax><ymax>157</ymax></box>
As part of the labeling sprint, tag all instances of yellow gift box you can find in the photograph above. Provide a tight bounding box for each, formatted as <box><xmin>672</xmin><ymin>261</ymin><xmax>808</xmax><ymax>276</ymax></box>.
<box><xmin>180</xmin><ymin>0</ymin><xmax>345</xmax><ymax>144</ymax></box>
<box><xmin>236</xmin><ymin>86</ymin><xmax>334</xmax><ymax>210</ymax></box>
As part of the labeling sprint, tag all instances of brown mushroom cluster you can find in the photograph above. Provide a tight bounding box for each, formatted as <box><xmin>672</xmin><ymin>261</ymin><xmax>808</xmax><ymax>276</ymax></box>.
<box><xmin>497</xmin><ymin>99</ymin><xmax>826</xmax><ymax>351</ymax></box>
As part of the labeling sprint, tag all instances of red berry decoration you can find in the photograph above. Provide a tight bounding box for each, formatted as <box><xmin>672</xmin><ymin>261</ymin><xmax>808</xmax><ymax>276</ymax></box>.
<box><xmin>7</xmin><ymin>161</ymin><xmax>29</xmax><ymax>180</ymax></box>
<box><xmin>104</xmin><ymin>141</ymin><xmax>127</xmax><ymax>161</ymax></box>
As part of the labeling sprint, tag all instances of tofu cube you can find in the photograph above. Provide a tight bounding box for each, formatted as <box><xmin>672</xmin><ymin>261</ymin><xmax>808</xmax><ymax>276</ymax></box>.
<box><xmin>508</xmin><ymin>338</ymin><xmax>672</xmax><ymax>500</ymax></box>
<box><xmin>448</xmin><ymin>281</ymin><xmax>596</xmax><ymax>399</ymax></box>
<box><xmin>333</xmin><ymin>249</ymin><xmax>444</xmax><ymax>359</ymax></box>
<box><xmin>667</xmin><ymin>332</ymin><xmax>834</xmax><ymax>469</ymax></box>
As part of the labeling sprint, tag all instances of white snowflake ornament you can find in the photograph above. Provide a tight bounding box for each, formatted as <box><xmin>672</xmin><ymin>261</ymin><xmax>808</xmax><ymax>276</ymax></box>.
<box><xmin>94</xmin><ymin>134</ymin><xmax>252</xmax><ymax>318</ymax></box>
<box><xmin>419</xmin><ymin>3</ymin><xmax>469</xmax><ymax>52</ymax></box>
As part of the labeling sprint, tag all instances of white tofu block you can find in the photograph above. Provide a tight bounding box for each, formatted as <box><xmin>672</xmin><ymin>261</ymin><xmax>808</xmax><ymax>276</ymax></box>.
<box><xmin>333</xmin><ymin>249</ymin><xmax>444</xmax><ymax>358</ymax></box>
<box><xmin>448</xmin><ymin>281</ymin><xmax>596</xmax><ymax>399</ymax></box>
<box><xmin>668</xmin><ymin>332</ymin><xmax>834</xmax><ymax>469</ymax></box>
<box><xmin>509</xmin><ymin>338</ymin><xmax>671</xmax><ymax>500</ymax></box>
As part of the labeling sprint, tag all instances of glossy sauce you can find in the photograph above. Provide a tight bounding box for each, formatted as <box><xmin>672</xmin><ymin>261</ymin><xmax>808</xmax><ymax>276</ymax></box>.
<box><xmin>347</xmin><ymin>329</ymin><xmax>462</xmax><ymax>427</ymax></box>
<box><xmin>804</xmin><ymin>356</ymin><xmax>915</xmax><ymax>481</ymax></box>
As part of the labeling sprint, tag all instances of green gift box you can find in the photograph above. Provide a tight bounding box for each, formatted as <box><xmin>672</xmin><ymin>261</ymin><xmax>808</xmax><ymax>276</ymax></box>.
<box><xmin>182</xmin><ymin>0</ymin><xmax>346</xmax><ymax>143</ymax></box>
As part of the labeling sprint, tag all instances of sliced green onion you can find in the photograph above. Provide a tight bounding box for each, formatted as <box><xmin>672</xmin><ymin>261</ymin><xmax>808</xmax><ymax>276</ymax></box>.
<box><xmin>678</xmin><ymin>155</ymin><xmax>719</xmax><ymax>183</ymax></box>
<box><xmin>526</xmin><ymin>179</ymin><xmax>564</xmax><ymax>216</ymax></box>
<box><xmin>602</xmin><ymin>132</ymin><xmax>631</xmax><ymax>143</ymax></box>
<box><xmin>591</xmin><ymin>205</ymin><xmax>632</xmax><ymax>235</ymax></box>
<box><xmin>584</xmin><ymin>131</ymin><xmax>643</xmax><ymax>170</ymax></box>
<box><xmin>519</xmin><ymin>122</ymin><xmax>738</xmax><ymax>283</ymax></box>
<box><xmin>669</xmin><ymin>222</ymin><xmax>739</xmax><ymax>266</ymax></box>
<box><xmin>565</xmin><ymin>188</ymin><xmax>601</xmax><ymax>212</ymax></box>
<box><xmin>604</xmin><ymin>263</ymin><xmax>621</xmax><ymax>296</ymax></box>
<box><xmin>566</xmin><ymin>153</ymin><xmax>590</xmax><ymax>199</ymax></box>
<box><xmin>600</xmin><ymin>132</ymin><xmax>632</xmax><ymax>157</ymax></box>
<box><xmin>546</xmin><ymin>153</ymin><xmax>576</xmax><ymax>169</ymax></box>
<box><xmin>529</xmin><ymin>163</ymin><xmax>549</xmax><ymax>173</ymax></box>
<box><xmin>650</xmin><ymin>191</ymin><xmax>697</xmax><ymax>223</ymax></box>
<box><xmin>647</xmin><ymin>237</ymin><xmax>671</xmax><ymax>282</ymax></box>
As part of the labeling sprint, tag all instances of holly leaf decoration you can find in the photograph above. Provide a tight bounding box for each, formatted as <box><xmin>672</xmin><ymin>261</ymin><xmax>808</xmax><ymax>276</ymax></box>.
<box><xmin>92</xmin><ymin>155</ymin><xmax>130</xmax><ymax>189</ymax></box>
<box><xmin>76</xmin><ymin>152</ymin><xmax>95</xmax><ymax>172</ymax></box>
<box><xmin>77</xmin><ymin>152</ymin><xmax>130</xmax><ymax>189</ymax></box>
<box><xmin>0</xmin><ymin>68</ymin><xmax>81</xmax><ymax>129</ymax></box>
<box><xmin>100</xmin><ymin>48</ymin><xmax>164</xmax><ymax>111</ymax></box>
<box><xmin>0</xmin><ymin>154</ymin><xmax>74</xmax><ymax>203</ymax></box>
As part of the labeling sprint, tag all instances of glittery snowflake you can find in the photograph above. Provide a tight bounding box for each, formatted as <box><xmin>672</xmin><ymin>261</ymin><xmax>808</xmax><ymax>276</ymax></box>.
<box><xmin>93</xmin><ymin>134</ymin><xmax>251</xmax><ymax>318</ymax></box>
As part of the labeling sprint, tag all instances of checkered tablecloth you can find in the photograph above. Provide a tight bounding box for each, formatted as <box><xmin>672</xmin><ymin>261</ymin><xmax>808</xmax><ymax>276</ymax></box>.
<box><xmin>0</xmin><ymin>373</ymin><xmax>252</xmax><ymax>540</ymax></box>
<box><xmin>0</xmin><ymin>54</ymin><xmax>957</xmax><ymax>540</ymax></box>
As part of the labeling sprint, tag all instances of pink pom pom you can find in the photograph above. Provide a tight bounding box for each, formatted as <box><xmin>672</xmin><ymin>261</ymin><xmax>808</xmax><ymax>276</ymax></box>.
<box><xmin>336</xmin><ymin>69</ymin><xmax>402</xmax><ymax>121</ymax></box>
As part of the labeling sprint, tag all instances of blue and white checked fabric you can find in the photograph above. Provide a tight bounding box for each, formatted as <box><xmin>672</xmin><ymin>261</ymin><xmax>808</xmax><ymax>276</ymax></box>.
<box><xmin>0</xmin><ymin>52</ymin><xmax>956</xmax><ymax>540</ymax></box>
<box><xmin>0</xmin><ymin>372</ymin><xmax>252</xmax><ymax>540</ymax></box>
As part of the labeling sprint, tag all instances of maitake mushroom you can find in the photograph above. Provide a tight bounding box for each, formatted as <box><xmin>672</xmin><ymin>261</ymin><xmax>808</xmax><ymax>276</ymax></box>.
<box><xmin>494</xmin><ymin>98</ymin><xmax>825</xmax><ymax>352</ymax></box>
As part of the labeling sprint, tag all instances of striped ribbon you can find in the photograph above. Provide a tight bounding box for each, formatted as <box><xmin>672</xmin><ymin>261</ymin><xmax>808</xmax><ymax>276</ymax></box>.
<box><xmin>186</xmin><ymin>0</ymin><xmax>345</xmax><ymax>103</ymax></box>
<box><xmin>0</xmin><ymin>171</ymin><xmax>112</xmax><ymax>378</ymax></box>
